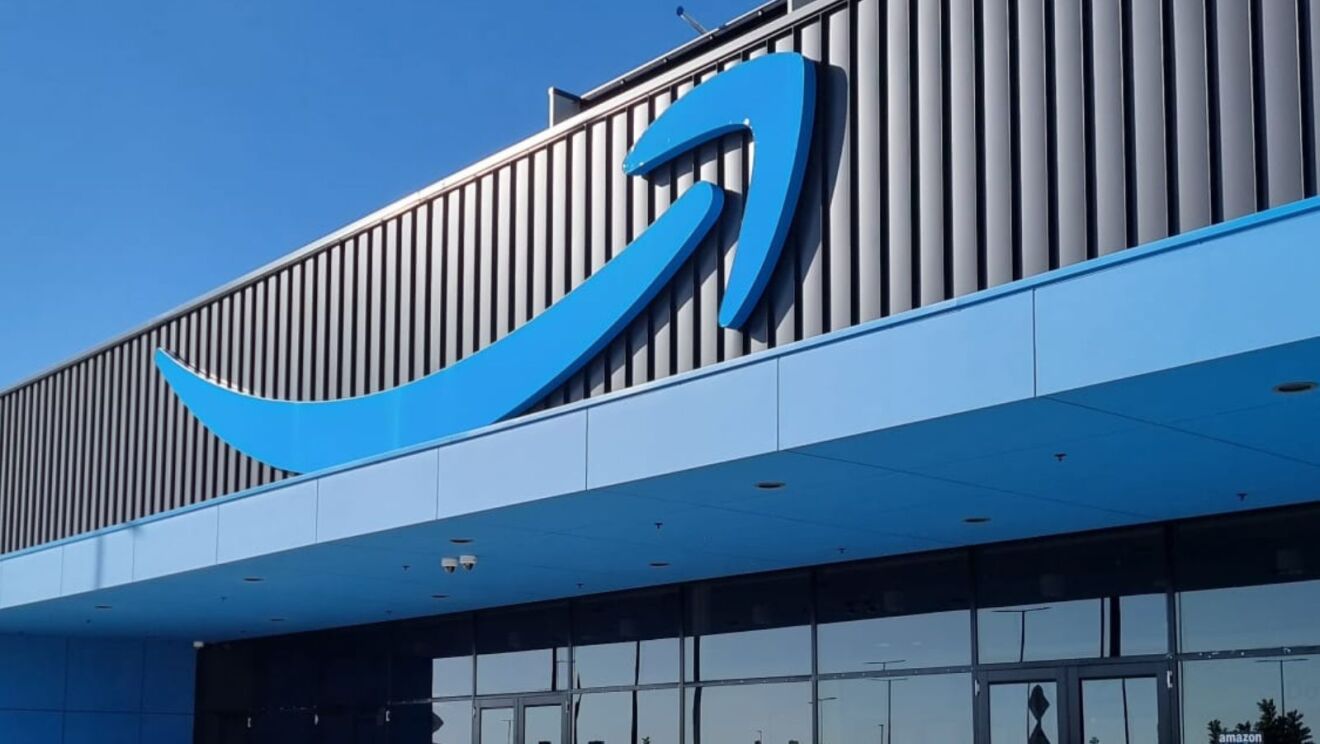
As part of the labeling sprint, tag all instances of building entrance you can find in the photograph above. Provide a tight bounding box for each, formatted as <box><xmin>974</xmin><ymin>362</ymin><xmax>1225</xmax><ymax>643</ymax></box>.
<box><xmin>476</xmin><ymin>695</ymin><xmax>567</xmax><ymax>744</ymax></box>
<box><xmin>979</xmin><ymin>662</ymin><xmax>1173</xmax><ymax>744</ymax></box>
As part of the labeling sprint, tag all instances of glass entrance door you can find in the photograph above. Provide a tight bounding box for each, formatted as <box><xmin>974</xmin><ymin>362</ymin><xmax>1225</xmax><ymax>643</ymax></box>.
<box><xmin>476</xmin><ymin>696</ymin><xmax>567</xmax><ymax>744</ymax></box>
<box><xmin>978</xmin><ymin>663</ymin><xmax>1171</xmax><ymax>744</ymax></box>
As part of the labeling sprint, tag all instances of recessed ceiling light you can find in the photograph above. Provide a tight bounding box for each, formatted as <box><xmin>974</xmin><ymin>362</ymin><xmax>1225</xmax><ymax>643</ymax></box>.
<box><xmin>963</xmin><ymin>516</ymin><xmax>991</xmax><ymax>524</ymax></box>
<box><xmin>94</xmin><ymin>604</ymin><xmax>112</xmax><ymax>610</ymax></box>
<box><xmin>431</xmin><ymin>594</ymin><xmax>449</xmax><ymax>600</ymax></box>
<box><xmin>755</xmin><ymin>481</ymin><xmax>786</xmax><ymax>490</ymax></box>
<box><xmin>269</xmin><ymin>617</ymin><xmax>286</xmax><ymax>623</ymax></box>
<box><xmin>242</xmin><ymin>577</ymin><xmax>264</xmax><ymax>583</ymax></box>
<box><xmin>1274</xmin><ymin>380</ymin><xmax>1318</xmax><ymax>395</ymax></box>
<box><xmin>649</xmin><ymin>561</ymin><xmax>671</xmax><ymax>568</ymax></box>
<box><xmin>450</xmin><ymin>538</ymin><xmax>474</xmax><ymax>545</ymax></box>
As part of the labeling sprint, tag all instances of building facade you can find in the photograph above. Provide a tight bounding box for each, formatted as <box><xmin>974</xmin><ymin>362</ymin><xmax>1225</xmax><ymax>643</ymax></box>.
<box><xmin>3</xmin><ymin>0</ymin><xmax>1320</xmax><ymax>743</ymax></box>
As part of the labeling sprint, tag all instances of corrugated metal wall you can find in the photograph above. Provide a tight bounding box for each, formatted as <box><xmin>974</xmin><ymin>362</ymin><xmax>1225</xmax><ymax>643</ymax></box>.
<box><xmin>3</xmin><ymin>0</ymin><xmax>1319</xmax><ymax>554</ymax></box>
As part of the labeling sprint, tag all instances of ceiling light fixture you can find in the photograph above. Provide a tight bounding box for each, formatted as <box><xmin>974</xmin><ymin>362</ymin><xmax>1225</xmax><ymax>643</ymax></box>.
<box><xmin>755</xmin><ymin>481</ymin><xmax>786</xmax><ymax>490</ymax></box>
<box><xmin>269</xmin><ymin>617</ymin><xmax>286</xmax><ymax>623</ymax></box>
<box><xmin>431</xmin><ymin>594</ymin><xmax>449</xmax><ymax>600</ymax></box>
<box><xmin>450</xmin><ymin>538</ymin><xmax>473</xmax><ymax>545</ymax></box>
<box><xmin>242</xmin><ymin>577</ymin><xmax>264</xmax><ymax>583</ymax></box>
<box><xmin>649</xmin><ymin>561</ymin><xmax>671</xmax><ymax>568</ymax></box>
<box><xmin>963</xmin><ymin>516</ymin><xmax>991</xmax><ymax>524</ymax></box>
<box><xmin>94</xmin><ymin>604</ymin><xmax>112</xmax><ymax>610</ymax></box>
<box><xmin>1274</xmin><ymin>380</ymin><xmax>1318</xmax><ymax>395</ymax></box>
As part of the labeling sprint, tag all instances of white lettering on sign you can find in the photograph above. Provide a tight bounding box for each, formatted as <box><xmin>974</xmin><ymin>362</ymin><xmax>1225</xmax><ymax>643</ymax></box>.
<box><xmin>1219</xmin><ymin>734</ymin><xmax>1263</xmax><ymax>743</ymax></box>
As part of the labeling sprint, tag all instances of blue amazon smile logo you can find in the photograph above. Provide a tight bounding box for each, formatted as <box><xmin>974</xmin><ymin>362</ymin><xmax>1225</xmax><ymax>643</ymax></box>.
<box><xmin>155</xmin><ymin>53</ymin><xmax>817</xmax><ymax>473</ymax></box>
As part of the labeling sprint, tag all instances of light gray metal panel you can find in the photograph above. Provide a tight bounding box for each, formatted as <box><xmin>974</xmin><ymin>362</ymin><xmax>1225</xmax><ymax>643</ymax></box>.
<box><xmin>797</xmin><ymin>19</ymin><xmax>827</xmax><ymax>339</ymax></box>
<box><xmin>1090</xmin><ymin>0</ymin><xmax>1128</xmax><ymax>255</ymax></box>
<box><xmin>352</xmin><ymin>234</ymin><xmax>369</xmax><ymax>396</ymax></box>
<box><xmin>1261</xmin><ymin>0</ymin><xmax>1305</xmax><ymax>206</ymax></box>
<box><xmin>445</xmin><ymin>193</ymin><xmax>463</xmax><ymax>366</ymax></box>
<box><xmin>915</xmin><ymin>0</ymin><xmax>947</xmax><ymax>301</ymax></box>
<box><xmin>411</xmin><ymin>207</ymin><xmax>429</xmax><ymax>376</ymax></box>
<box><xmin>629</xmin><ymin>100</ymin><xmax>652</xmax><ymax>384</ymax></box>
<box><xmin>1214</xmin><ymin>0</ymin><xmax>1258</xmax><ymax>219</ymax></box>
<box><xmin>479</xmin><ymin>175</ymin><xmax>496</xmax><ymax>351</ymax></box>
<box><xmin>1173</xmin><ymin>0</ymin><xmax>1213</xmax><ymax>232</ymax></box>
<box><xmin>427</xmin><ymin>197</ymin><xmax>444</xmax><ymax>372</ymax></box>
<box><xmin>718</xmin><ymin>74</ymin><xmax>750</xmax><ymax>357</ymax></box>
<box><xmin>588</xmin><ymin>121</ymin><xmax>610</xmax><ymax>395</ymax></box>
<box><xmin>608</xmin><ymin>111</ymin><xmax>630</xmax><ymax>391</ymax></box>
<box><xmin>1053</xmin><ymin>0</ymin><xmax>1088</xmax><ymax>267</ymax></box>
<box><xmin>696</xmin><ymin>109</ymin><xmax>721</xmax><ymax>367</ymax></box>
<box><xmin>947</xmin><ymin>0</ymin><xmax>978</xmax><ymax>292</ymax></box>
<box><xmin>673</xmin><ymin>79</ymin><xmax>699</xmax><ymax>376</ymax></box>
<box><xmin>856</xmin><ymin>0</ymin><xmax>884</xmax><ymax>319</ymax></box>
<box><xmin>649</xmin><ymin>88</ymin><xmax>675</xmax><ymax>381</ymax></box>
<box><xmin>462</xmin><ymin>182</ymin><xmax>479</xmax><ymax>360</ymax></box>
<box><xmin>494</xmin><ymin>169</ymin><xmax>513</xmax><ymax>341</ymax></box>
<box><xmin>368</xmin><ymin>224</ymin><xmax>384</xmax><ymax>391</ymax></box>
<box><xmin>513</xmin><ymin>157</ymin><xmax>531</xmax><ymax>329</ymax></box>
<box><xmin>770</xmin><ymin>32</ymin><xmax>799</xmax><ymax>345</ymax></box>
<box><xmin>1016</xmin><ymin>0</ymin><xmax>1050</xmax><ymax>276</ymax></box>
<box><xmin>533</xmin><ymin>148</ymin><xmax>550</xmax><ymax>320</ymax></box>
<box><xmin>982</xmin><ymin>0</ymin><xmax>1014</xmax><ymax>285</ymax></box>
<box><xmin>1130</xmin><ymin>0</ymin><xmax>1170</xmax><ymax>245</ymax></box>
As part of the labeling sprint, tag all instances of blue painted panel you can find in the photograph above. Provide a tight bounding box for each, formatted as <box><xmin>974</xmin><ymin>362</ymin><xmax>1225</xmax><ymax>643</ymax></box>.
<box><xmin>586</xmin><ymin>360</ymin><xmax>779</xmax><ymax>488</ymax></box>
<box><xmin>0</xmin><ymin>635</ymin><xmax>66</xmax><ymax>709</ymax></box>
<box><xmin>62</xmin><ymin>712</ymin><xmax>139</xmax><ymax>744</ymax></box>
<box><xmin>140</xmin><ymin>641</ymin><xmax>195</xmax><ymax>715</ymax></box>
<box><xmin>778</xmin><ymin>293</ymin><xmax>1036</xmax><ymax>449</ymax></box>
<box><xmin>66</xmin><ymin>638</ymin><xmax>144</xmax><ymax>712</ymax></box>
<box><xmin>1035</xmin><ymin>208</ymin><xmax>1320</xmax><ymax>395</ymax></box>
<box><xmin>316</xmin><ymin>449</ymin><xmax>438</xmax><ymax>542</ymax></box>
<box><xmin>796</xmin><ymin>398</ymin><xmax>1138</xmax><ymax>472</ymax></box>
<box><xmin>0</xmin><ymin>711</ymin><xmax>63</xmax><ymax>744</ymax></box>
<box><xmin>61</xmin><ymin>531</ymin><xmax>134</xmax><ymax>596</ymax></box>
<box><xmin>918</xmin><ymin>421</ymin><xmax>1320</xmax><ymax>520</ymax></box>
<box><xmin>437</xmin><ymin>411</ymin><xmax>586</xmax><ymax>519</ymax></box>
<box><xmin>216</xmin><ymin>480</ymin><xmax>318</xmax><ymax>563</ymax></box>
<box><xmin>0</xmin><ymin>547</ymin><xmax>64</xmax><ymax>608</ymax></box>
<box><xmin>132</xmin><ymin>507</ymin><xmax>217</xmax><ymax>581</ymax></box>
<box><xmin>139</xmin><ymin>713</ymin><xmax>193</xmax><ymax>744</ymax></box>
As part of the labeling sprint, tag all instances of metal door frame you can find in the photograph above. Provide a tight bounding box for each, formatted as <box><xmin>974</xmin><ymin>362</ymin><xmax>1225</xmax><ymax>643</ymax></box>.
<box><xmin>975</xmin><ymin>661</ymin><xmax>1173</xmax><ymax>744</ymax></box>
<box><xmin>474</xmin><ymin>693</ymin><xmax>569</xmax><ymax>744</ymax></box>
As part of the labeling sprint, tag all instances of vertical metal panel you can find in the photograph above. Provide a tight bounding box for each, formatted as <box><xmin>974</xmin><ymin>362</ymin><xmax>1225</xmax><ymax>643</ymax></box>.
<box><xmin>1091</xmin><ymin>0</ymin><xmax>1129</xmax><ymax>254</ymax></box>
<box><xmin>5</xmin><ymin>0</ymin><xmax>1319</xmax><ymax>552</ymax></box>
<box><xmin>1261</xmin><ymin>0</ymin><xmax>1305</xmax><ymax>206</ymax></box>
<box><xmin>981</xmin><ymin>0</ymin><xmax>1014</xmax><ymax>285</ymax></box>
<box><xmin>856</xmin><ymin>0</ymin><xmax>884</xmax><ymax>319</ymax></box>
<box><xmin>1052</xmin><ymin>0</ymin><xmax>1088</xmax><ymax>267</ymax></box>
<box><xmin>1173</xmin><ymin>0</ymin><xmax>1213</xmax><ymax>231</ymax></box>
<box><xmin>1016</xmin><ymin>0</ymin><xmax>1051</xmax><ymax>276</ymax></box>
<box><xmin>1130</xmin><ymin>0</ymin><xmax>1171</xmax><ymax>244</ymax></box>
<box><xmin>1214</xmin><ymin>0</ymin><xmax>1258</xmax><ymax>219</ymax></box>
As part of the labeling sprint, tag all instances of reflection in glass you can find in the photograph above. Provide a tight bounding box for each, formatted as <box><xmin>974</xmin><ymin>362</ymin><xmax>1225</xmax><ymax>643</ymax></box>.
<box><xmin>818</xmin><ymin>674</ymin><xmax>972</xmax><ymax>744</ymax></box>
<box><xmin>1182</xmin><ymin>658</ymin><xmax>1320</xmax><ymax>744</ymax></box>
<box><xmin>989</xmin><ymin>682</ymin><xmax>1058</xmax><ymax>744</ymax></box>
<box><xmin>685</xmin><ymin>682</ymin><xmax>812</xmax><ymax>744</ymax></box>
<box><xmin>477</xmin><ymin>604</ymin><xmax>570</xmax><ymax>694</ymax></box>
<box><xmin>388</xmin><ymin>702</ymin><xmax>474</xmax><ymax>744</ymax></box>
<box><xmin>817</xmin><ymin>554</ymin><xmax>972</xmax><ymax>672</ymax></box>
<box><xmin>391</xmin><ymin>616</ymin><xmax>474</xmax><ymax>701</ymax></box>
<box><xmin>433</xmin><ymin>701</ymin><xmax>474</xmax><ymax>744</ymax></box>
<box><xmin>1179</xmin><ymin>581</ymin><xmax>1320</xmax><ymax>653</ymax></box>
<box><xmin>481</xmin><ymin>707</ymin><xmax>516</xmax><ymax>744</ymax></box>
<box><xmin>978</xmin><ymin>596</ymin><xmax>1167</xmax><ymax>663</ymax></box>
<box><xmin>1081</xmin><ymin>678</ymin><xmax>1159</xmax><ymax>744</ymax></box>
<box><xmin>686</xmin><ymin>573</ymin><xmax>812</xmax><ymax>680</ymax></box>
<box><xmin>526</xmin><ymin>704</ymin><xmax>562</xmax><ymax>744</ymax></box>
<box><xmin>573</xmin><ymin>690</ymin><xmax>679</xmax><ymax>744</ymax></box>
<box><xmin>573</xmin><ymin>589</ymin><xmax>681</xmax><ymax>687</ymax></box>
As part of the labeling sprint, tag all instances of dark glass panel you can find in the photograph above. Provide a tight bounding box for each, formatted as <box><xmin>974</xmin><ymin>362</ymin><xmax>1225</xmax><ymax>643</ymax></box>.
<box><xmin>988</xmin><ymin>682</ymin><xmax>1058</xmax><ymax>744</ymax></box>
<box><xmin>685</xmin><ymin>572</ymin><xmax>812</xmax><ymax>680</ymax></box>
<box><xmin>477</xmin><ymin>603</ymin><xmax>570</xmax><ymax>694</ymax></box>
<box><xmin>250</xmin><ymin>710</ymin><xmax>316</xmax><ymax>744</ymax></box>
<box><xmin>572</xmin><ymin>690</ymin><xmax>679</xmax><ymax>744</ymax></box>
<box><xmin>818</xmin><ymin>674</ymin><xmax>972</xmax><ymax>744</ymax></box>
<box><xmin>573</xmin><ymin>588</ymin><xmax>681</xmax><ymax>687</ymax></box>
<box><xmin>195</xmin><ymin>712</ymin><xmax>252</xmax><ymax>744</ymax></box>
<box><xmin>390</xmin><ymin>615</ymin><xmax>474</xmax><ymax>702</ymax></box>
<box><xmin>260</xmin><ymin>635</ymin><xmax>320</xmax><ymax>711</ymax></box>
<box><xmin>977</xmin><ymin>530</ymin><xmax>1168</xmax><ymax>662</ymax></box>
<box><xmin>1177</xmin><ymin>508</ymin><xmax>1320</xmax><ymax>651</ymax></box>
<box><xmin>318</xmin><ymin>709</ymin><xmax>388</xmax><ymax>743</ymax></box>
<box><xmin>196</xmin><ymin>641</ymin><xmax>260</xmax><ymax>713</ymax></box>
<box><xmin>817</xmin><ymin>553</ymin><xmax>972</xmax><ymax>671</ymax></box>
<box><xmin>684</xmin><ymin>681</ymin><xmax>812</xmax><ymax>744</ymax></box>
<box><xmin>1081</xmin><ymin>678</ymin><xmax>1159</xmax><ymax>744</ymax></box>
<box><xmin>1182</xmin><ymin>657</ymin><xmax>1320</xmax><ymax>744</ymax></box>
<box><xmin>320</xmin><ymin>627</ymin><xmax>392</xmax><ymax>710</ymax></box>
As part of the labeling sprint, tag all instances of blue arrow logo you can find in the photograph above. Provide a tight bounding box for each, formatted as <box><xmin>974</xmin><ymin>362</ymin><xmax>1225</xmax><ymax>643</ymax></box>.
<box><xmin>155</xmin><ymin>53</ymin><xmax>816</xmax><ymax>473</ymax></box>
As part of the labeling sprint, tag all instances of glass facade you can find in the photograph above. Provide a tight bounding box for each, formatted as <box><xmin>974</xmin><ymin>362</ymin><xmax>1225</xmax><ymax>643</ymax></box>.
<box><xmin>195</xmin><ymin>504</ymin><xmax>1320</xmax><ymax>744</ymax></box>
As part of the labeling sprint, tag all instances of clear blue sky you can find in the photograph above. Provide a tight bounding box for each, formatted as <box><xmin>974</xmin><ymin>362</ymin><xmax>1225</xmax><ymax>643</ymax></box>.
<box><xmin>0</xmin><ymin>0</ymin><xmax>763</xmax><ymax>390</ymax></box>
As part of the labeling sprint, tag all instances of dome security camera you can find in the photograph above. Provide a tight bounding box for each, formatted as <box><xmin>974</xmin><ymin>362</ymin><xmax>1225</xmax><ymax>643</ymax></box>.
<box><xmin>459</xmin><ymin>554</ymin><xmax>478</xmax><ymax>571</ymax></box>
<box><xmin>441</xmin><ymin>557</ymin><xmax>459</xmax><ymax>574</ymax></box>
